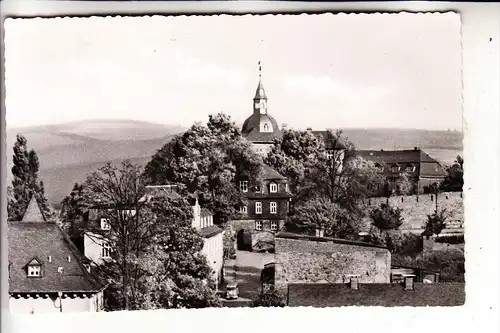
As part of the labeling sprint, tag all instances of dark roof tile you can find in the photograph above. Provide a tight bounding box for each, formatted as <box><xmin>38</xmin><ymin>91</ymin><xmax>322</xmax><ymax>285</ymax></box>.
<box><xmin>288</xmin><ymin>282</ymin><xmax>465</xmax><ymax>307</ymax></box>
<box><xmin>200</xmin><ymin>225</ymin><xmax>223</xmax><ymax>238</ymax></box>
<box><xmin>8</xmin><ymin>222</ymin><xmax>103</xmax><ymax>293</ymax></box>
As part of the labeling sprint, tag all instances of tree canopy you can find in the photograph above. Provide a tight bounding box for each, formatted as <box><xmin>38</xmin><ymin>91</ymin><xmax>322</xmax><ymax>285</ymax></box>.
<box><xmin>266</xmin><ymin>129</ymin><xmax>384</xmax><ymax>239</ymax></box>
<box><xmin>8</xmin><ymin>134</ymin><xmax>51</xmax><ymax>221</ymax></box>
<box><xmin>143</xmin><ymin>113</ymin><xmax>263</xmax><ymax>225</ymax></box>
<box><xmin>440</xmin><ymin>155</ymin><xmax>464</xmax><ymax>192</ymax></box>
<box><xmin>82</xmin><ymin>161</ymin><xmax>220</xmax><ymax>310</ymax></box>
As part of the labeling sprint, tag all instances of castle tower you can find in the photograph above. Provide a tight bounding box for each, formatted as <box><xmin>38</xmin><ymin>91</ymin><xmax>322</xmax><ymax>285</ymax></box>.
<box><xmin>241</xmin><ymin>62</ymin><xmax>282</xmax><ymax>156</ymax></box>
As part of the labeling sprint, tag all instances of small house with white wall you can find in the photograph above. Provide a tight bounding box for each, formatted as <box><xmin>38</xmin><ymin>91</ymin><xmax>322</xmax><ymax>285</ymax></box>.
<box><xmin>8</xmin><ymin>196</ymin><xmax>105</xmax><ymax>314</ymax></box>
<box><xmin>82</xmin><ymin>185</ymin><xmax>224</xmax><ymax>287</ymax></box>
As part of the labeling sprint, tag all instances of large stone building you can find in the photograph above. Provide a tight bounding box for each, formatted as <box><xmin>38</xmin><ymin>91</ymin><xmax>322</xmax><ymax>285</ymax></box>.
<box><xmin>8</xmin><ymin>196</ymin><xmax>105</xmax><ymax>314</ymax></box>
<box><xmin>356</xmin><ymin>148</ymin><xmax>447</xmax><ymax>194</ymax></box>
<box><xmin>233</xmin><ymin>164</ymin><xmax>292</xmax><ymax>251</ymax></box>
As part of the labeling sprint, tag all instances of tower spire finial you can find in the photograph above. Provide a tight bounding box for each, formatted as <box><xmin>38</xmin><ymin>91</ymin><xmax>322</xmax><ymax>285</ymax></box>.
<box><xmin>258</xmin><ymin>60</ymin><xmax>262</xmax><ymax>79</ymax></box>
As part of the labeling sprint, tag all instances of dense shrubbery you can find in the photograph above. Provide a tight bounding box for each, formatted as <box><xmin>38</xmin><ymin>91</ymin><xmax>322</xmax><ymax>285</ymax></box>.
<box><xmin>435</xmin><ymin>234</ymin><xmax>465</xmax><ymax>244</ymax></box>
<box><xmin>253</xmin><ymin>285</ymin><xmax>286</xmax><ymax>307</ymax></box>
<box><xmin>392</xmin><ymin>249</ymin><xmax>465</xmax><ymax>282</ymax></box>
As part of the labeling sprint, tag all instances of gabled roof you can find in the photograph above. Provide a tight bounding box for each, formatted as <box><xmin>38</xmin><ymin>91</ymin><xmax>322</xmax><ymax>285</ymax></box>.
<box><xmin>261</xmin><ymin>164</ymin><xmax>286</xmax><ymax>180</ymax></box>
<box><xmin>355</xmin><ymin>149</ymin><xmax>447</xmax><ymax>178</ymax></box>
<box><xmin>200</xmin><ymin>225</ymin><xmax>223</xmax><ymax>239</ymax></box>
<box><xmin>8</xmin><ymin>222</ymin><xmax>104</xmax><ymax>293</ymax></box>
<box><xmin>140</xmin><ymin>185</ymin><xmax>182</xmax><ymax>202</ymax></box>
<box><xmin>21</xmin><ymin>196</ymin><xmax>46</xmax><ymax>222</ymax></box>
<box><xmin>287</xmin><ymin>282</ymin><xmax>465</xmax><ymax>307</ymax></box>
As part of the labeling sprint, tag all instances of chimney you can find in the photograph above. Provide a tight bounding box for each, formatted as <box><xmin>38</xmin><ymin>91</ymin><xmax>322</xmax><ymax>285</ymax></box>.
<box><xmin>346</xmin><ymin>275</ymin><xmax>360</xmax><ymax>290</ymax></box>
<box><xmin>403</xmin><ymin>274</ymin><xmax>415</xmax><ymax>290</ymax></box>
<box><xmin>358</xmin><ymin>231</ymin><xmax>369</xmax><ymax>242</ymax></box>
<box><xmin>315</xmin><ymin>227</ymin><xmax>324</xmax><ymax>238</ymax></box>
<box><xmin>306</xmin><ymin>127</ymin><xmax>312</xmax><ymax>132</ymax></box>
<box><xmin>281</xmin><ymin>123</ymin><xmax>287</xmax><ymax>130</ymax></box>
<box><xmin>414</xmin><ymin>147</ymin><xmax>418</xmax><ymax>151</ymax></box>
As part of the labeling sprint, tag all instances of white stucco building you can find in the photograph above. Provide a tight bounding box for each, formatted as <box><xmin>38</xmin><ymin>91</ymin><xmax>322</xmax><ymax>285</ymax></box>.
<box><xmin>82</xmin><ymin>185</ymin><xmax>224</xmax><ymax>286</ymax></box>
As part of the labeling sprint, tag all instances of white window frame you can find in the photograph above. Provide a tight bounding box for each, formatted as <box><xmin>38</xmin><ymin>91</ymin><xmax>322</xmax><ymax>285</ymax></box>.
<box><xmin>270</xmin><ymin>221</ymin><xmax>278</xmax><ymax>231</ymax></box>
<box><xmin>27</xmin><ymin>265</ymin><xmax>41</xmax><ymax>277</ymax></box>
<box><xmin>326</xmin><ymin>151</ymin><xmax>334</xmax><ymax>160</ymax></box>
<box><xmin>240</xmin><ymin>206</ymin><xmax>247</xmax><ymax>214</ymax></box>
<box><xmin>255</xmin><ymin>221</ymin><xmax>263</xmax><ymax>231</ymax></box>
<box><xmin>240</xmin><ymin>181</ymin><xmax>248</xmax><ymax>193</ymax></box>
<box><xmin>100</xmin><ymin>218</ymin><xmax>111</xmax><ymax>231</ymax></box>
<box><xmin>406</xmin><ymin>165</ymin><xmax>416</xmax><ymax>173</ymax></box>
<box><xmin>255</xmin><ymin>202</ymin><xmax>262</xmax><ymax>214</ymax></box>
<box><xmin>270</xmin><ymin>183</ymin><xmax>278</xmax><ymax>193</ymax></box>
<box><xmin>270</xmin><ymin>202</ymin><xmax>277</xmax><ymax>214</ymax></box>
<box><xmin>285</xmin><ymin>183</ymin><xmax>289</xmax><ymax>192</ymax></box>
<box><xmin>101</xmin><ymin>241</ymin><xmax>112</xmax><ymax>259</ymax></box>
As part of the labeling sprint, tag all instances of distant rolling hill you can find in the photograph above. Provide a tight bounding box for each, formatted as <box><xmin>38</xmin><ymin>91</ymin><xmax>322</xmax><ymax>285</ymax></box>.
<box><xmin>6</xmin><ymin>119</ymin><xmax>463</xmax><ymax>206</ymax></box>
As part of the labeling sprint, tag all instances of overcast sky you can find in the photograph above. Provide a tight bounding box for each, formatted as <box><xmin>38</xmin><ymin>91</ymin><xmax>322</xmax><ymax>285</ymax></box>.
<box><xmin>5</xmin><ymin>13</ymin><xmax>462</xmax><ymax>131</ymax></box>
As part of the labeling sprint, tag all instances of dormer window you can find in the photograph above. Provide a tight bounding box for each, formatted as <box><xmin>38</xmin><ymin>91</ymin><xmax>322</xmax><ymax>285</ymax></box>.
<box><xmin>26</xmin><ymin>258</ymin><xmax>42</xmax><ymax>278</ymax></box>
<box><xmin>101</xmin><ymin>241</ymin><xmax>112</xmax><ymax>259</ymax></box>
<box><xmin>269</xmin><ymin>182</ymin><xmax>278</xmax><ymax>193</ymax></box>
<box><xmin>239</xmin><ymin>181</ymin><xmax>248</xmax><ymax>193</ymax></box>
<box><xmin>391</xmin><ymin>164</ymin><xmax>400</xmax><ymax>173</ymax></box>
<box><xmin>406</xmin><ymin>164</ymin><xmax>416</xmax><ymax>173</ymax></box>
<box><xmin>326</xmin><ymin>151</ymin><xmax>333</xmax><ymax>160</ymax></box>
<box><xmin>100</xmin><ymin>218</ymin><xmax>111</xmax><ymax>230</ymax></box>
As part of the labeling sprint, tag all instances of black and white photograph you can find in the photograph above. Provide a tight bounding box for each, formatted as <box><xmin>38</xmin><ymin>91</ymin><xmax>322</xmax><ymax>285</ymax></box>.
<box><xmin>4</xmin><ymin>12</ymin><xmax>465</xmax><ymax>313</ymax></box>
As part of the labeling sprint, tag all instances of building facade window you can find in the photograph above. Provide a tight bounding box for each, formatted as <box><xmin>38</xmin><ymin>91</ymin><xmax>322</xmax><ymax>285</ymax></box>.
<box><xmin>239</xmin><ymin>181</ymin><xmax>248</xmax><ymax>192</ymax></box>
<box><xmin>270</xmin><ymin>221</ymin><xmax>278</xmax><ymax>231</ymax></box>
<box><xmin>263</xmin><ymin>123</ymin><xmax>269</xmax><ymax>131</ymax></box>
<box><xmin>391</xmin><ymin>164</ymin><xmax>400</xmax><ymax>173</ymax></box>
<box><xmin>255</xmin><ymin>221</ymin><xmax>263</xmax><ymax>231</ymax></box>
<box><xmin>100</xmin><ymin>218</ymin><xmax>111</xmax><ymax>230</ymax></box>
<box><xmin>27</xmin><ymin>265</ymin><xmax>41</xmax><ymax>277</ymax></box>
<box><xmin>285</xmin><ymin>183</ymin><xmax>289</xmax><ymax>192</ymax></box>
<box><xmin>240</xmin><ymin>206</ymin><xmax>247</xmax><ymax>214</ymax></box>
<box><xmin>255</xmin><ymin>202</ymin><xmax>262</xmax><ymax>214</ymax></box>
<box><xmin>406</xmin><ymin>164</ymin><xmax>416</xmax><ymax>173</ymax></box>
<box><xmin>101</xmin><ymin>242</ymin><xmax>112</xmax><ymax>258</ymax></box>
<box><xmin>326</xmin><ymin>151</ymin><xmax>333</xmax><ymax>160</ymax></box>
<box><xmin>270</xmin><ymin>183</ymin><xmax>278</xmax><ymax>193</ymax></box>
<box><xmin>375</xmin><ymin>163</ymin><xmax>384</xmax><ymax>172</ymax></box>
<box><xmin>270</xmin><ymin>202</ymin><xmax>277</xmax><ymax>214</ymax></box>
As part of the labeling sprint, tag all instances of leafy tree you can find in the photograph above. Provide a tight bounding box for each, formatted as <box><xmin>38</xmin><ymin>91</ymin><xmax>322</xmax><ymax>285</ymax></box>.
<box><xmin>60</xmin><ymin>183</ymin><xmax>88</xmax><ymax>240</ymax></box>
<box><xmin>367</xmin><ymin>203</ymin><xmax>405</xmax><ymax>253</ymax></box>
<box><xmin>440</xmin><ymin>155</ymin><xmax>464</xmax><ymax>192</ymax></box>
<box><xmin>370</xmin><ymin>203</ymin><xmax>404</xmax><ymax>230</ymax></box>
<box><xmin>144</xmin><ymin>113</ymin><xmax>262</xmax><ymax>225</ymax></box>
<box><xmin>289</xmin><ymin>197</ymin><xmax>360</xmax><ymax>239</ymax></box>
<box><xmin>83</xmin><ymin>161</ymin><xmax>220</xmax><ymax>310</ymax></box>
<box><xmin>266</xmin><ymin>129</ymin><xmax>383</xmax><ymax>217</ymax></box>
<box><xmin>253</xmin><ymin>285</ymin><xmax>286</xmax><ymax>307</ymax></box>
<box><xmin>8</xmin><ymin>134</ymin><xmax>51</xmax><ymax>221</ymax></box>
<box><xmin>424</xmin><ymin>209</ymin><xmax>448</xmax><ymax>236</ymax></box>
